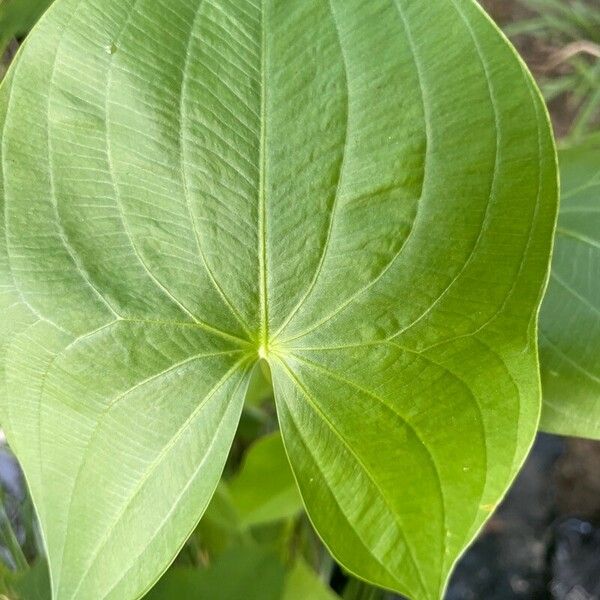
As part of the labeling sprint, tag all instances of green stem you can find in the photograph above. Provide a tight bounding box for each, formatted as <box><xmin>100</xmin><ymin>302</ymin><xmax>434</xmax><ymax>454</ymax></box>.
<box><xmin>0</xmin><ymin>498</ymin><xmax>29</xmax><ymax>572</ymax></box>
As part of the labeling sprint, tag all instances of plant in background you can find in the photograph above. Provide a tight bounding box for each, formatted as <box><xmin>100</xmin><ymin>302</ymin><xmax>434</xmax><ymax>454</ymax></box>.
<box><xmin>0</xmin><ymin>0</ymin><xmax>54</xmax><ymax>77</ymax></box>
<box><xmin>539</xmin><ymin>134</ymin><xmax>600</xmax><ymax>438</ymax></box>
<box><xmin>2</xmin><ymin>0</ymin><xmax>598</xmax><ymax>599</ymax></box>
<box><xmin>506</xmin><ymin>0</ymin><xmax>600</xmax><ymax>142</ymax></box>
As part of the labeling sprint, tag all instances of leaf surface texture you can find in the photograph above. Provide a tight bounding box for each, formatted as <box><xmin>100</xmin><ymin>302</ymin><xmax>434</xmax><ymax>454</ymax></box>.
<box><xmin>0</xmin><ymin>0</ymin><xmax>557</xmax><ymax>598</ymax></box>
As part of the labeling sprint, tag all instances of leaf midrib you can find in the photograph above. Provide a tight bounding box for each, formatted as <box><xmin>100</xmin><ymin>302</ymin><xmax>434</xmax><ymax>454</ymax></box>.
<box><xmin>257</xmin><ymin>0</ymin><xmax>268</xmax><ymax>348</ymax></box>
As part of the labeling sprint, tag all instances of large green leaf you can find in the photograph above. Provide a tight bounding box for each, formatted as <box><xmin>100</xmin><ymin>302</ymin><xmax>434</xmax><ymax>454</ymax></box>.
<box><xmin>0</xmin><ymin>0</ymin><xmax>557</xmax><ymax>599</ymax></box>
<box><xmin>539</xmin><ymin>137</ymin><xmax>600</xmax><ymax>438</ymax></box>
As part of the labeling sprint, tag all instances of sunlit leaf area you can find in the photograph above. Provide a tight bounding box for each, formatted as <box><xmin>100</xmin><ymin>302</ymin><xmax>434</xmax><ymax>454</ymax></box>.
<box><xmin>0</xmin><ymin>1</ymin><xmax>598</xmax><ymax>599</ymax></box>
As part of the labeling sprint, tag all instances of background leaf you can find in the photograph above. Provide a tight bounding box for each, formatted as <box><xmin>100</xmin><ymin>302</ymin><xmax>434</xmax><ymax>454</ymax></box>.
<box><xmin>539</xmin><ymin>135</ymin><xmax>600</xmax><ymax>438</ymax></box>
<box><xmin>0</xmin><ymin>560</ymin><xmax>51</xmax><ymax>600</ymax></box>
<box><xmin>229</xmin><ymin>432</ymin><xmax>303</xmax><ymax>528</ymax></box>
<box><xmin>142</xmin><ymin>547</ymin><xmax>285</xmax><ymax>600</ymax></box>
<box><xmin>0</xmin><ymin>0</ymin><xmax>53</xmax><ymax>56</ymax></box>
<box><xmin>282</xmin><ymin>558</ymin><xmax>339</xmax><ymax>600</ymax></box>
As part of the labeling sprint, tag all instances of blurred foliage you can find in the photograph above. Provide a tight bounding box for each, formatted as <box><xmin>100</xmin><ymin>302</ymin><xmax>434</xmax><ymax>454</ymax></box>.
<box><xmin>144</xmin><ymin>547</ymin><xmax>286</xmax><ymax>600</ymax></box>
<box><xmin>228</xmin><ymin>432</ymin><xmax>303</xmax><ymax>528</ymax></box>
<box><xmin>505</xmin><ymin>0</ymin><xmax>600</xmax><ymax>141</ymax></box>
<box><xmin>0</xmin><ymin>560</ymin><xmax>51</xmax><ymax>600</ymax></box>
<box><xmin>0</xmin><ymin>0</ymin><xmax>53</xmax><ymax>56</ymax></box>
<box><xmin>0</xmin><ymin>449</ymin><xmax>49</xmax><ymax>600</ymax></box>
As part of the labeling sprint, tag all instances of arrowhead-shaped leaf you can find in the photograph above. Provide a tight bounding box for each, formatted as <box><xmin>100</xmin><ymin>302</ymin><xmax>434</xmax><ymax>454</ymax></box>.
<box><xmin>539</xmin><ymin>137</ymin><xmax>600</xmax><ymax>439</ymax></box>
<box><xmin>0</xmin><ymin>0</ymin><xmax>557</xmax><ymax>599</ymax></box>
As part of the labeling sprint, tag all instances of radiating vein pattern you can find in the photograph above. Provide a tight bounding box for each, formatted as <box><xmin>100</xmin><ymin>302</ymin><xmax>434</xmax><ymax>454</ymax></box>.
<box><xmin>0</xmin><ymin>1</ymin><xmax>557</xmax><ymax>599</ymax></box>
